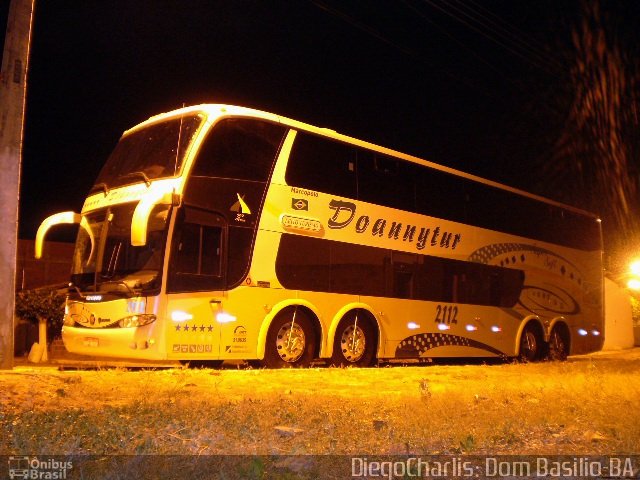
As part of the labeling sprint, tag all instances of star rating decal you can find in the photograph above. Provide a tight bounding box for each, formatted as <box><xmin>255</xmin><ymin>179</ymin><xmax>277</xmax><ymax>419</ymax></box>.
<box><xmin>175</xmin><ymin>323</ymin><xmax>215</xmax><ymax>333</ymax></box>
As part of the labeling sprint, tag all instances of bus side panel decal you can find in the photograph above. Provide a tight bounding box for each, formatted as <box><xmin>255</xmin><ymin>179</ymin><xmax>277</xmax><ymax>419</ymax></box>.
<box><xmin>395</xmin><ymin>333</ymin><xmax>506</xmax><ymax>358</ymax></box>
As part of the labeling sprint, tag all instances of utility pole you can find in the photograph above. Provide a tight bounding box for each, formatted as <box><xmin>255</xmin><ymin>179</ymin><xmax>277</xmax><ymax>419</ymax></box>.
<box><xmin>0</xmin><ymin>0</ymin><xmax>35</xmax><ymax>370</ymax></box>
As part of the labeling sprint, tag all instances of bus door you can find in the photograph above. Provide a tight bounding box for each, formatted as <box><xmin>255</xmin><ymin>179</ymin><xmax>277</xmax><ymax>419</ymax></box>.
<box><xmin>165</xmin><ymin>206</ymin><xmax>227</xmax><ymax>359</ymax></box>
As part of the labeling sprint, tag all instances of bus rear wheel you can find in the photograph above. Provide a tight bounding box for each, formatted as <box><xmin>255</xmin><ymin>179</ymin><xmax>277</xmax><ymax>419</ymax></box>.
<box><xmin>330</xmin><ymin>311</ymin><xmax>377</xmax><ymax>367</ymax></box>
<box><xmin>518</xmin><ymin>323</ymin><xmax>542</xmax><ymax>362</ymax></box>
<box><xmin>547</xmin><ymin>325</ymin><xmax>569</xmax><ymax>361</ymax></box>
<box><xmin>262</xmin><ymin>308</ymin><xmax>315</xmax><ymax>368</ymax></box>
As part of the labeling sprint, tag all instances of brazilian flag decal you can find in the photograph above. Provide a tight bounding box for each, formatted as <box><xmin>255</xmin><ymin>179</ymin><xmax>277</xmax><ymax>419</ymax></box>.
<box><xmin>291</xmin><ymin>198</ymin><xmax>309</xmax><ymax>211</ymax></box>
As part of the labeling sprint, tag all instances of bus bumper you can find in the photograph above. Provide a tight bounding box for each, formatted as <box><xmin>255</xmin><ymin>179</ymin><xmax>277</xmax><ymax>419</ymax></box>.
<box><xmin>61</xmin><ymin>324</ymin><xmax>165</xmax><ymax>360</ymax></box>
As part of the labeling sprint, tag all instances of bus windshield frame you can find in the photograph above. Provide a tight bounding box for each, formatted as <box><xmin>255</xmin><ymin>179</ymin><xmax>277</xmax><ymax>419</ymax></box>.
<box><xmin>70</xmin><ymin>202</ymin><xmax>171</xmax><ymax>297</ymax></box>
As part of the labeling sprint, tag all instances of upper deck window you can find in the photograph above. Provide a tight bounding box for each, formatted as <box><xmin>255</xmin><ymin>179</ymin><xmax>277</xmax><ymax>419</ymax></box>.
<box><xmin>285</xmin><ymin>131</ymin><xmax>600</xmax><ymax>251</ymax></box>
<box><xmin>94</xmin><ymin>114</ymin><xmax>202</xmax><ymax>190</ymax></box>
<box><xmin>192</xmin><ymin>118</ymin><xmax>285</xmax><ymax>182</ymax></box>
<box><xmin>286</xmin><ymin>132</ymin><xmax>357</xmax><ymax>199</ymax></box>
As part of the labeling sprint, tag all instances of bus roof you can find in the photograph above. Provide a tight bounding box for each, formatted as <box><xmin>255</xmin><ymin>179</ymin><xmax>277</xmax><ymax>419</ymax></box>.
<box><xmin>126</xmin><ymin>104</ymin><xmax>600</xmax><ymax>221</ymax></box>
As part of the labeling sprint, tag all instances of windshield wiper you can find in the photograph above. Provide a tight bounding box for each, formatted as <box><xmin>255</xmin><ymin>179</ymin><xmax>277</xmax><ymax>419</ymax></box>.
<box><xmin>119</xmin><ymin>171</ymin><xmax>151</xmax><ymax>187</ymax></box>
<box><xmin>89</xmin><ymin>183</ymin><xmax>110</xmax><ymax>196</ymax></box>
<box><xmin>99</xmin><ymin>279</ymin><xmax>141</xmax><ymax>296</ymax></box>
<box><xmin>68</xmin><ymin>282</ymin><xmax>86</xmax><ymax>298</ymax></box>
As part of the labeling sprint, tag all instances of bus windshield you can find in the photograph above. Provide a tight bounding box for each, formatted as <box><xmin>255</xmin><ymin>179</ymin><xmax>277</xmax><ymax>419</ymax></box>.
<box><xmin>70</xmin><ymin>203</ymin><xmax>170</xmax><ymax>296</ymax></box>
<box><xmin>92</xmin><ymin>114</ymin><xmax>202</xmax><ymax>191</ymax></box>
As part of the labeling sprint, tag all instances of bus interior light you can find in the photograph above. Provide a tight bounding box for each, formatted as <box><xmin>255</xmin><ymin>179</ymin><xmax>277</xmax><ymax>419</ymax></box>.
<box><xmin>578</xmin><ymin>328</ymin><xmax>588</xmax><ymax>336</ymax></box>
<box><xmin>591</xmin><ymin>330</ymin><xmax>600</xmax><ymax>336</ymax></box>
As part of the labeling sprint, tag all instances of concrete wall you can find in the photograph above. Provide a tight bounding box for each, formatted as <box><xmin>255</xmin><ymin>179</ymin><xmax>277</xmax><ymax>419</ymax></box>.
<box><xmin>603</xmin><ymin>277</ymin><xmax>635</xmax><ymax>350</ymax></box>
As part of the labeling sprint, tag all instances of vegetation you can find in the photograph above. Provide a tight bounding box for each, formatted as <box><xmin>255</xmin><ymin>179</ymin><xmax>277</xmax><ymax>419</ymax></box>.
<box><xmin>1</xmin><ymin>350</ymin><xmax>638</xmax><ymax>477</ymax></box>
<box><xmin>14</xmin><ymin>287</ymin><xmax>65</xmax><ymax>340</ymax></box>
<box><xmin>631</xmin><ymin>296</ymin><xmax>640</xmax><ymax>327</ymax></box>
<box><xmin>548</xmin><ymin>1</ymin><xmax>640</xmax><ymax>271</ymax></box>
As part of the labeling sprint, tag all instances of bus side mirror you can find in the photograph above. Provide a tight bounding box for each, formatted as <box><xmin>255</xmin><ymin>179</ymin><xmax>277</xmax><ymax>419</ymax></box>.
<box><xmin>131</xmin><ymin>191</ymin><xmax>181</xmax><ymax>246</ymax></box>
<box><xmin>35</xmin><ymin>211</ymin><xmax>81</xmax><ymax>259</ymax></box>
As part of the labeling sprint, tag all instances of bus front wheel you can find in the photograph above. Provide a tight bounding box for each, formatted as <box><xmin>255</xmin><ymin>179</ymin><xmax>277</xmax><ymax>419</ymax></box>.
<box><xmin>330</xmin><ymin>311</ymin><xmax>377</xmax><ymax>367</ymax></box>
<box><xmin>262</xmin><ymin>308</ymin><xmax>315</xmax><ymax>368</ymax></box>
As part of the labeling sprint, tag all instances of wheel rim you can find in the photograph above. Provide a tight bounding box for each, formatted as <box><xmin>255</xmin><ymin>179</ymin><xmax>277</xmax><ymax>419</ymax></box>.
<box><xmin>521</xmin><ymin>330</ymin><xmax>537</xmax><ymax>361</ymax></box>
<box><xmin>276</xmin><ymin>321</ymin><xmax>306</xmax><ymax>363</ymax></box>
<box><xmin>340</xmin><ymin>323</ymin><xmax>366</xmax><ymax>363</ymax></box>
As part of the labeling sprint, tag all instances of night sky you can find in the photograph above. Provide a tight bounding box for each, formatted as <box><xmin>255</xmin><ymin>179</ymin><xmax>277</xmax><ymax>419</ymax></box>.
<box><xmin>2</xmin><ymin>1</ymin><xmax>639</xmax><ymax>241</ymax></box>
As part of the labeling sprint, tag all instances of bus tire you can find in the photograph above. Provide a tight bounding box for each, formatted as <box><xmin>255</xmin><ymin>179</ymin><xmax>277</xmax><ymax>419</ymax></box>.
<box><xmin>518</xmin><ymin>322</ymin><xmax>542</xmax><ymax>363</ymax></box>
<box><xmin>547</xmin><ymin>324</ymin><xmax>570</xmax><ymax>361</ymax></box>
<box><xmin>330</xmin><ymin>310</ymin><xmax>377</xmax><ymax>367</ymax></box>
<box><xmin>262</xmin><ymin>308</ymin><xmax>315</xmax><ymax>368</ymax></box>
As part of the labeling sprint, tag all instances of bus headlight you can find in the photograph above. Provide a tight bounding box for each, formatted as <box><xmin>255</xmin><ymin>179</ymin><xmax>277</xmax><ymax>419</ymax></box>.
<box><xmin>117</xmin><ymin>314</ymin><xmax>157</xmax><ymax>328</ymax></box>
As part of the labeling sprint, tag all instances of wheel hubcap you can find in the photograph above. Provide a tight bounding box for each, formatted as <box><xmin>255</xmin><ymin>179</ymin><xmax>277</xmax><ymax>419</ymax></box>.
<box><xmin>340</xmin><ymin>324</ymin><xmax>366</xmax><ymax>362</ymax></box>
<box><xmin>276</xmin><ymin>321</ymin><xmax>305</xmax><ymax>363</ymax></box>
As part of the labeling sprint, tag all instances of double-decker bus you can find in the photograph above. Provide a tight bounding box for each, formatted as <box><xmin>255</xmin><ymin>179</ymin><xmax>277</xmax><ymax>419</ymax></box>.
<box><xmin>35</xmin><ymin>104</ymin><xmax>604</xmax><ymax>367</ymax></box>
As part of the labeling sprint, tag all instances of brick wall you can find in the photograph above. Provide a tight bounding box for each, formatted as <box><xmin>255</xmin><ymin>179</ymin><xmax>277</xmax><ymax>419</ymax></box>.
<box><xmin>16</xmin><ymin>239</ymin><xmax>74</xmax><ymax>290</ymax></box>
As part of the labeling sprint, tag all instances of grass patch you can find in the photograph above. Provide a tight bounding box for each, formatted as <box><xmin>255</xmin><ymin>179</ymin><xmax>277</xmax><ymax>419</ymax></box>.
<box><xmin>1</xmin><ymin>350</ymin><xmax>639</xmax><ymax>456</ymax></box>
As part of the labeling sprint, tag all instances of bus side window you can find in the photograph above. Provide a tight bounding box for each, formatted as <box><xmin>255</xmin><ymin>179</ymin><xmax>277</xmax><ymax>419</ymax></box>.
<box><xmin>173</xmin><ymin>224</ymin><xmax>222</xmax><ymax>274</ymax></box>
<box><xmin>168</xmin><ymin>208</ymin><xmax>225</xmax><ymax>292</ymax></box>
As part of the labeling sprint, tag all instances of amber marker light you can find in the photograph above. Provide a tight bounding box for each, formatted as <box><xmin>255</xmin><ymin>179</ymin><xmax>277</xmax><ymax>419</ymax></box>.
<box><xmin>171</xmin><ymin>311</ymin><xmax>193</xmax><ymax>322</ymax></box>
<box><xmin>216</xmin><ymin>311</ymin><xmax>237</xmax><ymax>323</ymax></box>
